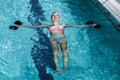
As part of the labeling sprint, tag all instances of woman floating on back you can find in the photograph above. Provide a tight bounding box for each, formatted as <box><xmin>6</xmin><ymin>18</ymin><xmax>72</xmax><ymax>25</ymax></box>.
<box><xmin>9</xmin><ymin>12</ymin><xmax>101</xmax><ymax>74</ymax></box>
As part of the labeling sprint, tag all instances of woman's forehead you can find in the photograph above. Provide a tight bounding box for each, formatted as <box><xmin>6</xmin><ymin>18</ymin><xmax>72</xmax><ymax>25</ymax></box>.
<box><xmin>53</xmin><ymin>12</ymin><xmax>59</xmax><ymax>15</ymax></box>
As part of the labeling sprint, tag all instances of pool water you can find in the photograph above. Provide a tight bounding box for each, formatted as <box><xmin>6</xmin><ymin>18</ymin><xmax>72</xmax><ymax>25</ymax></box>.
<box><xmin>0</xmin><ymin>0</ymin><xmax>120</xmax><ymax>80</ymax></box>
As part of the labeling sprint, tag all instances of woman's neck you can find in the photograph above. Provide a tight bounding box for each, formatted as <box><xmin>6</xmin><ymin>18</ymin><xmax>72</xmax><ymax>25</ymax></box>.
<box><xmin>52</xmin><ymin>22</ymin><xmax>59</xmax><ymax>26</ymax></box>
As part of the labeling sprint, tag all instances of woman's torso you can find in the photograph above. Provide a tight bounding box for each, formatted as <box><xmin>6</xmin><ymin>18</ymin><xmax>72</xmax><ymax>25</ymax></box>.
<box><xmin>49</xmin><ymin>25</ymin><xmax>65</xmax><ymax>37</ymax></box>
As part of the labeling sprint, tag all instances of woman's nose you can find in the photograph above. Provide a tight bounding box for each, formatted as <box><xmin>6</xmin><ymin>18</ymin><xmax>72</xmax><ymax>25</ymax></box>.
<box><xmin>54</xmin><ymin>16</ymin><xmax>58</xmax><ymax>18</ymax></box>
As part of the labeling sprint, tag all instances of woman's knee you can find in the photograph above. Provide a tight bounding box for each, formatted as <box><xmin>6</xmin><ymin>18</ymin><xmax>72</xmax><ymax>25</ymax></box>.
<box><xmin>63</xmin><ymin>52</ymin><xmax>68</xmax><ymax>62</ymax></box>
<box><xmin>53</xmin><ymin>47</ymin><xmax>58</xmax><ymax>52</ymax></box>
<box><xmin>62</xmin><ymin>49</ymin><xmax>68</xmax><ymax>57</ymax></box>
<box><xmin>61</xmin><ymin>45</ymin><xmax>67</xmax><ymax>53</ymax></box>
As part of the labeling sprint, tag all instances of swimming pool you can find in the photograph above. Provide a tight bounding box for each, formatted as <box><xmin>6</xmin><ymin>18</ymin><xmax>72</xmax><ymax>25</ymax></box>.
<box><xmin>0</xmin><ymin>0</ymin><xmax>120</xmax><ymax>80</ymax></box>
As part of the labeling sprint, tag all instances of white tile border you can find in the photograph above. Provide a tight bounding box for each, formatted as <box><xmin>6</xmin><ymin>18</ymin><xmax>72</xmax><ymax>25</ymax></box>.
<box><xmin>99</xmin><ymin>0</ymin><xmax>120</xmax><ymax>22</ymax></box>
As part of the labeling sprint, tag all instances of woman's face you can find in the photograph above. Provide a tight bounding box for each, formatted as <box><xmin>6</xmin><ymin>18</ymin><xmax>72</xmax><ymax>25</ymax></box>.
<box><xmin>51</xmin><ymin>12</ymin><xmax>60</xmax><ymax>22</ymax></box>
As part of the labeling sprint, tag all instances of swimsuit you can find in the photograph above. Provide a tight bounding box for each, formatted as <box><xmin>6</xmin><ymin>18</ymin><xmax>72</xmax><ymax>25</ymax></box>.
<box><xmin>50</xmin><ymin>36</ymin><xmax>66</xmax><ymax>43</ymax></box>
<box><xmin>49</xmin><ymin>26</ymin><xmax>65</xmax><ymax>43</ymax></box>
<box><xmin>49</xmin><ymin>26</ymin><xmax>64</xmax><ymax>33</ymax></box>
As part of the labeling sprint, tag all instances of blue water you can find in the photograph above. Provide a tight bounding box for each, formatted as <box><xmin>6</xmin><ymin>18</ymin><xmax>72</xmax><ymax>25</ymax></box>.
<box><xmin>0</xmin><ymin>0</ymin><xmax>120</xmax><ymax>80</ymax></box>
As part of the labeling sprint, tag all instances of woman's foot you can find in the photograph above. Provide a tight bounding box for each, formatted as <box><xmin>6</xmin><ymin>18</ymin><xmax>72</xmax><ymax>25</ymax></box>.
<box><xmin>64</xmin><ymin>66</ymin><xmax>68</xmax><ymax>72</ymax></box>
<box><xmin>54</xmin><ymin>68</ymin><xmax>62</xmax><ymax>74</ymax></box>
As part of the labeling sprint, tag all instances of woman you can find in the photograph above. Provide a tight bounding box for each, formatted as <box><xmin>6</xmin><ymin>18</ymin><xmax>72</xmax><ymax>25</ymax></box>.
<box><xmin>11</xmin><ymin>12</ymin><xmax>96</xmax><ymax>73</ymax></box>
<box><xmin>29</xmin><ymin>12</ymin><xmax>69</xmax><ymax>73</ymax></box>
<box><xmin>28</xmin><ymin>12</ymin><xmax>94</xmax><ymax>74</ymax></box>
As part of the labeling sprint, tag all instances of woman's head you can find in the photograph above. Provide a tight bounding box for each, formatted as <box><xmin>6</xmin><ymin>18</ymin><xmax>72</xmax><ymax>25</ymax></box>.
<box><xmin>51</xmin><ymin>12</ymin><xmax>60</xmax><ymax>22</ymax></box>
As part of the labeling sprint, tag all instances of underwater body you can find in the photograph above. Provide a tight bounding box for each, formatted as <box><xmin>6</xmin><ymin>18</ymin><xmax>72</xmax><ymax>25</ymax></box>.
<box><xmin>0</xmin><ymin>0</ymin><xmax>120</xmax><ymax>80</ymax></box>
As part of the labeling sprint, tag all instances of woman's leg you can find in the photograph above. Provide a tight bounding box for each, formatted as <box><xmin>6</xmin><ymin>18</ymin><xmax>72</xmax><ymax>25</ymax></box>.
<box><xmin>60</xmin><ymin>38</ymin><xmax>68</xmax><ymax>71</ymax></box>
<box><xmin>50</xmin><ymin>40</ymin><xmax>61</xmax><ymax>72</ymax></box>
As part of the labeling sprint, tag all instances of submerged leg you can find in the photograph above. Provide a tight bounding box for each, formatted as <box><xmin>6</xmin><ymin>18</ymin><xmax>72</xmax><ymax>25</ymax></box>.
<box><xmin>60</xmin><ymin>38</ymin><xmax>68</xmax><ymax>71</ymax></box>
<box><xmin>62</xmin><ymin>50</ymin><xmax>68</xmax><ymax>71</ymax></box>
<box><xmin>50</xmin><ymin>40</ymin><xmax>61</xmax><ymax>73</ymax></box>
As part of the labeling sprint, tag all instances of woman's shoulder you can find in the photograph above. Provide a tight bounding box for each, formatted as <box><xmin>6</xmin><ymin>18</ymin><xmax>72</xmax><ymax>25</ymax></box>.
<box><xmin>59</xmin><ymin>24</ymin><xmax>65</xmax><ymax>27</ymax></box>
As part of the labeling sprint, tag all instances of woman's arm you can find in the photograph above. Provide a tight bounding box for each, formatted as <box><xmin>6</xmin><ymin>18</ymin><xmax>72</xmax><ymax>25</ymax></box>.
<box><xmin>64</xmin><ymin>20</ymin><xmax>101</xmax><ymax>28</ymax></box>
<box><xmin>23</xmin><ymin>24</ymin><xmax>50</xmax><ymax>28</ymax></box>
<box><xmin>64</xmin><ymin>24</ymin><xmax>92</xmax><ymax>28</ymax></box>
